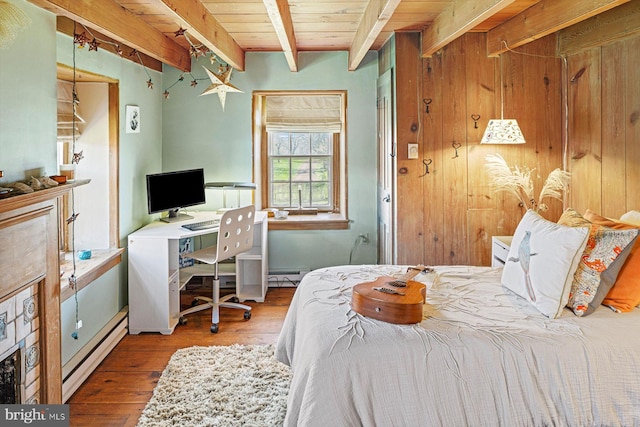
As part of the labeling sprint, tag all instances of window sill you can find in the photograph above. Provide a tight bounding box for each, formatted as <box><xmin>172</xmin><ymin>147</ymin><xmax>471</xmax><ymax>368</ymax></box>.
<box><xmin>60</xmin><ymin>248</ymin><xmax>124</xmax><ymax>302</ymax></box>
<box><xmin>267</xmin><ymin>213</ymin><xmax>349</xmax><ymax>230</ymax></box>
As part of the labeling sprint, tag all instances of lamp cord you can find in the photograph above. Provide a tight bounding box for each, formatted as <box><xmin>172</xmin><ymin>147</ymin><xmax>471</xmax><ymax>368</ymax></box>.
<box><xmin>349</xmin><ymin>235</ymin><xmax>367</xmax><ymax>264</ymax></box>
<box><xmin>499</xmin><ymin>52</ymin><xmax>504</xmax><ymax>120</ymax></box>
<box><xmin>501</xmin><ymin>40</ymin><xmax>560</xmax><ymax>59</ymax></box>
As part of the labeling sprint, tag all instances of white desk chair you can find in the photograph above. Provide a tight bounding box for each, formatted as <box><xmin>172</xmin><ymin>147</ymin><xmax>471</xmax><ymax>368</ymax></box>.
<box><xmin>179</xmin><ymin>205</ymin><xmax>255</xmax><ymax>333</ymax></box>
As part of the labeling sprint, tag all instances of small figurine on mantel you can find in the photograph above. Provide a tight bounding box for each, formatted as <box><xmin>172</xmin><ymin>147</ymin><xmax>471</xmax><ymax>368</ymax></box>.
<box><xmin>28</xmin><ymin>175</ymin><xmax>59</xmax><ymax>190</ymax></box>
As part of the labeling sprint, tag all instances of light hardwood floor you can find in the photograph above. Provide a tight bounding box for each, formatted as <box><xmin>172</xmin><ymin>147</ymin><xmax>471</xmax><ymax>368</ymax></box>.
<box><xmin>67</xmin><ymin>286</ymin><xmax>296</xmax><ymax>427</ymax></box>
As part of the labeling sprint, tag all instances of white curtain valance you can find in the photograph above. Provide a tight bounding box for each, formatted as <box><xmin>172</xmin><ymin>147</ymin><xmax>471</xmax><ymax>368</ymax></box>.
<box><xmin>265</xmin><ymin>95</ymin><xmax>342</xmax><ymax>133</ymax></box>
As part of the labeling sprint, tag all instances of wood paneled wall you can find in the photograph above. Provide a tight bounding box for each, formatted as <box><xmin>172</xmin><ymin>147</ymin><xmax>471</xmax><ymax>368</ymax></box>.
<box><xmin>394</xmin><ymin>32</ymin><xmax>564</xmax><ymax>266</ymax></box>
<box><xmin>565</xmin><ymin>34</ymin><xmax>640</xmax><ymax>218</ymax></box>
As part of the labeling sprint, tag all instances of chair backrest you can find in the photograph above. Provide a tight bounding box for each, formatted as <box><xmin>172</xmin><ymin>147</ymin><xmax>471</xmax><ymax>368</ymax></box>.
<box><xmin>216</xmin><ymin>205</ymin><xmax>255</xmax><ymax>263</ymax></box>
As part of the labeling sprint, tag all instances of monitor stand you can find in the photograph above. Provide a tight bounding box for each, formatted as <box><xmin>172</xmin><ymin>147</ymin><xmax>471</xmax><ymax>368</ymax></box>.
<box><xmin>160</xmin><ymin>209</ymin><xmax>193</xmax><ymax>223</ymax></box>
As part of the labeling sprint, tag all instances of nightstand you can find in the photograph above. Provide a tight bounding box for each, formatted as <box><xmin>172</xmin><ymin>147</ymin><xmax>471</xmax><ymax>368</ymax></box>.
<box><xmin>491</xmin><ymin>236</ymin><xmax>513</xmax><ymax>267</ymax></box>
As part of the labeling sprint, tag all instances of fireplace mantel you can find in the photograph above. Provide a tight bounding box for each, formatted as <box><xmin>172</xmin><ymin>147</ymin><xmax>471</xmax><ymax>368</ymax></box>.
<box><xmin>0</xmin><ymin>179</ymin><xmax>88</xmax><ymax>404</ymax></box>
<box><xmin>0</xmin><ymin>179</ymin><xmax>89</xmax><ymax>215</ymax></box>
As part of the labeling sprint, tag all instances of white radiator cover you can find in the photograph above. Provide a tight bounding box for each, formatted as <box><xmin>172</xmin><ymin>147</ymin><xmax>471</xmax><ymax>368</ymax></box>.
<box><xmin>62</xmin><ymin>308</ymin><xmax>128</xmax><ymax>402</ymax></box>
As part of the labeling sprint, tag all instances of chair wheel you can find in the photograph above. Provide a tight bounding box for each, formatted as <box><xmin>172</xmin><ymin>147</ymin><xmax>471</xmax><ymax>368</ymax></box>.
<box><xmin>178</xmin><ymin>316</ymin><xmax>187</xmax><ymax>325</ymax></box>
<box><xmin>244</xmin><ymin>310</ymin><xmax>251</xmax><ymax>320</ymax></box>
<box><xmin>210</xmin><ymin>324</ymin><xmax>219</xmax><ymax>333</ymax></box>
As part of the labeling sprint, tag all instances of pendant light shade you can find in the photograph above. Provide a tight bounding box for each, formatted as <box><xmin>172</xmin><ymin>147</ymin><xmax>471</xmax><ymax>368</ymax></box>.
<box><xmin>480</xmin><ymin>52</ymin><xmax>526</xmax><ymax>145</ymax></box>
<box><xmin>480</xmin><ymin>119</ymin><xmax>525</xmax><ymax>144</ymax></box>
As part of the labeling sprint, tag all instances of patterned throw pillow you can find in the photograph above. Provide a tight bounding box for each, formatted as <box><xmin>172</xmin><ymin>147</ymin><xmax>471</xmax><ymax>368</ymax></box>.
<box><xmin>559</xmin><ymin>209</ymin><xmax>639</xmax><ymax>316</ymax></box>
<box><xmin>502</xmin><ymin>210</ymin><xmax>589</xmax><ymax>318</ymax></box>
<box><xmin>583</xmin><ymin>210</ymin><xmax>640</xmax><ymax>312</ymax></box>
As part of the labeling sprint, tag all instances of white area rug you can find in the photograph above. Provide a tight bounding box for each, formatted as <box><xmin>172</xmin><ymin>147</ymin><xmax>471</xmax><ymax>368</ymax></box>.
<box><xmin>137</xmin><ymin>344</ymin><xmax>292</xmax><ymax>427</ymax></box>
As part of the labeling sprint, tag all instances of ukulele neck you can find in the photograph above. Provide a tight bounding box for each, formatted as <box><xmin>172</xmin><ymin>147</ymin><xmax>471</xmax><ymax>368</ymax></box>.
<box><xmin>401</xmin><ymin>265</ymin><xmax>429</xmax><ymax>282</ymax></box>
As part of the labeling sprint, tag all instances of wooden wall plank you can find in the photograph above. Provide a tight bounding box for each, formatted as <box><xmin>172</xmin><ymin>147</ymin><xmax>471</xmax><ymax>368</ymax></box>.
<box><xmin>465</xmin><ymin>33</ymin><xmax>500</xmax><ymax>266</ymax></box>
<box><xmin>625</xmin><ymin>35</ymin><xmax>640</xmax><ymax>211</ymax></box>
<box><xmin>440</xmin><ymin>37</ymin><xmax>469</xmax><ymax>265</ymax></box>
<box><xmin>601</xmin><ymin>41</ymin><xmax>627</xmax><ymax>217</ymax></box>
<box><xmin>567</xmin><ymin>48</ymin><xmax>603</xmax><ymax>214</ymax></box>
<box><xmin>520</xmin><ymin>36</ymin><xmax>564</xmax><ymax>221</ymax></box>
<box><xmin>395</xmin><ymin>32</ymin><xmax>425</xmax><ymax>265</ymax></box>
<box><xmin>421</xmin><ymin>52</ymin><xmax>445</xmax><ymax>265</ymax></box>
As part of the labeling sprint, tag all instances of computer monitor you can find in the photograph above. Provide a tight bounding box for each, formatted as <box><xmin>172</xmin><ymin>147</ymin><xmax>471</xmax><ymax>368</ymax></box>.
<box><xmin>146</xmin><ymin>168</ymin><xmax>205</xmax><ymax>222</ymax></box>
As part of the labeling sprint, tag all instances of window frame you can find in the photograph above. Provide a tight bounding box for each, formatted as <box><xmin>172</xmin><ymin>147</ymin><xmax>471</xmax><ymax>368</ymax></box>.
<box><xmin>56</xmin><ymin>64</ymin><xmax>122</xmax><ymax>301</ymax></box>
<box><xmin>253</xmin><ymin>90</ymin><xmax>349</xmax><ymax>230</ymax></box>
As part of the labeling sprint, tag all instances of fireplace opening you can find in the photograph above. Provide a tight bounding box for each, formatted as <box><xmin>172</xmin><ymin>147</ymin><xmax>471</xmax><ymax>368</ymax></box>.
<box><xmin>0</xmin><ymin>348</ymin><xmax>21</xmax><ymax>404</ymax></box>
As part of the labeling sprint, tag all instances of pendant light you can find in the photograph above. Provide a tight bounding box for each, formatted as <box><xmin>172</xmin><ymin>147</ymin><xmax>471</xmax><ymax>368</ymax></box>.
<box><xmin>480</xmin><ymin>52</ymin><xmax>525</xmax><ymax>144</ymax></box>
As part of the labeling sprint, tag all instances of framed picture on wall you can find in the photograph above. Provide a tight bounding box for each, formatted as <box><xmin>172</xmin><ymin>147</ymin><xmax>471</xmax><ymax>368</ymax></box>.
<box><xmin>126</xmin><ymin>105</ymin><xmax>140</xmax><ymax>133</ymax></box>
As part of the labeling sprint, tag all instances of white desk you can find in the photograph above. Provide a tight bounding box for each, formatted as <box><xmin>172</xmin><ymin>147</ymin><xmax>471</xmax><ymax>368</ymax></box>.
<box><xmin>127</xmin><ymin>211</ymin><xmax>268</xmax><ymax>334</ymax></box>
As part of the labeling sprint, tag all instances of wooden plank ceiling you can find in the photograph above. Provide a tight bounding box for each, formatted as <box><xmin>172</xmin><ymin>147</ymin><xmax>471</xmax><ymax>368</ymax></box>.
<box><xmin>27</xmin><ymin>0</ymin><xmax>632</xmax><ymax>72</ymax></box>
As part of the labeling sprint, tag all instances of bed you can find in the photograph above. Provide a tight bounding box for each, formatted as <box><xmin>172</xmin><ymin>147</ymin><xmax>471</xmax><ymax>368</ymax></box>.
<box><xmin>275</xmin><ymin>263</ymin><xmax>640</xmax><ymax>426</ymax></box>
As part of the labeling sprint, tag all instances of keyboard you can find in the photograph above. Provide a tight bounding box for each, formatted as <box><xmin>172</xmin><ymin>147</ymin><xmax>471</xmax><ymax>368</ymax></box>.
<box><xmin>181</xmin><ymin>219</ymin><xmax>220</xmax><ymax>231</ymax></box>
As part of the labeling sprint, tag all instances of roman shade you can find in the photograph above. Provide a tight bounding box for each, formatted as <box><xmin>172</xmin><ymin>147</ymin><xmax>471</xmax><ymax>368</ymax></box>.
<box><xmin>265</xmin><ymin>95</ymin><xmax>342</xmax><ymax>133</ymax></box>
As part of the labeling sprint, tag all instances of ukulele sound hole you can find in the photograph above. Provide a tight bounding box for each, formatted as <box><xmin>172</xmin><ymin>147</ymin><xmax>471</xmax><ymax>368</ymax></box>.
<box><xmin>388</xmin><ymin>280</ymin><xmax>407</xmax><ymax>288</ymax></box>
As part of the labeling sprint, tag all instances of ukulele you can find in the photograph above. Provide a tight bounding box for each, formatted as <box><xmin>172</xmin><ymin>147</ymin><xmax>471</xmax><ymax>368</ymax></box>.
<box><xmin>351</xmin><ymin>265</ymin><xmax>431</xmax><ymax>324</ymax></box>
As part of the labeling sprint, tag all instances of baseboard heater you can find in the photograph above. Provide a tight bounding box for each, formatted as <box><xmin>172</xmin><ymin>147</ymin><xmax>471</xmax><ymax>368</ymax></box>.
<box><xmin>268</xmin><ymin>270</ymin><xmax>310</xmax><ymax>286</ymax></box>
<box><xmin>62</xmin><ymin>307</ymin><xmax>129</xmax><ymax>402</ymax></box>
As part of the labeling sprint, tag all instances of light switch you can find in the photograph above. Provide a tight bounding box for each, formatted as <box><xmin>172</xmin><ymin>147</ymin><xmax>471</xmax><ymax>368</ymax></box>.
<box><xmin>408</xmin><ymin>143</ymin><xmax>418</xmax><ymax>159</ymax></box>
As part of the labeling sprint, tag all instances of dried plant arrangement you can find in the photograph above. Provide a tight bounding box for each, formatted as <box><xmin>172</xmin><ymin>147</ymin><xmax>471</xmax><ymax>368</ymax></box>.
<box><xmin>485</xmin><ymin>153</ymin><xmax>570</xmax><ymax>213</ymax></box>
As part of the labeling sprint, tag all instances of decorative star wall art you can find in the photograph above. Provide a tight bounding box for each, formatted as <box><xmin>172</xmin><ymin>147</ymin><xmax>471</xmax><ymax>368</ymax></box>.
<box><xmin>199</xmin><ymin>65</ymin><xmax>242</xmax><ymax>111</ymax></box>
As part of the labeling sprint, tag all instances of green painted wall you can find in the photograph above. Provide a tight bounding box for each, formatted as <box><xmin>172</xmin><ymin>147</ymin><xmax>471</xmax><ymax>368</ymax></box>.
<box><xmin>0</xmin><ymin>0</ymin><xmax>57</xmax><ymax>182</ymax></box>
<box><xmin>162</xmin><ymin>52</ymin><xmax>379</xmax><ymax>271</ymax></box>
<box><xmin>0</xmin><ymin>0</ymin><xmax>162</xmax><ymax>364</ymax></box>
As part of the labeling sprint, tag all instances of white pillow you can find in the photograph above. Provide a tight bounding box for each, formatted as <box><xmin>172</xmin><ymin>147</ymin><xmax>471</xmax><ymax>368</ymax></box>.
<box><xmin>620</xmin><ymin>210</ymin><xmax>640</xmax><ymax>226</ymax></box>
<box><xmin>501</xmin><ymin>210</ymin><xmax>589</xmax><ymax>318</ymax></box>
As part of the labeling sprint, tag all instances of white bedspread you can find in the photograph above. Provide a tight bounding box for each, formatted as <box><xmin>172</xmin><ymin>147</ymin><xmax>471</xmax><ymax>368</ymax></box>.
<box><xmin>275</xmin><ymin>265</ymin><xmax>640</xmax><ymax>426</ymax></box>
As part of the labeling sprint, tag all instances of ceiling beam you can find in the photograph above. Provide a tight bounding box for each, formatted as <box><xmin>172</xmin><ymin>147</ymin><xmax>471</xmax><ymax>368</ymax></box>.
<box><xmin>27</xmin><ymin>0</ymin><xmax>191</xmax><ymax>72</ymax></box>
<box><xmin>558</xmin><ymin>0</ymin><xmax>640</xmax><ymax>55</ymax></box>
<box><xmin>56</xmin><ymin>16</ymin><xmax>163</xmax><ymax>73</ymax></box>
<box><xmin>486</xmin><ymin>0</ymin><xmax>631</xmax><ymax>56</ymax></box>
<box><xmin>421</xmin><ymin>0</ymin><xmax>516</xmax><ymax>57</ymax></box>
<box><xmin>150</xmin><ymin>0</ymin><xmax>245</xmax><ymax>71</ymax></box>
<box><xmin>263</xmin><ymin>0</ymin><xmax>298</xmax><ymax>72</ymax></box>
<box><xmin>349</xmin><ymin>0</ymin><xmax>401</xmax><ymax>71</ymax></box>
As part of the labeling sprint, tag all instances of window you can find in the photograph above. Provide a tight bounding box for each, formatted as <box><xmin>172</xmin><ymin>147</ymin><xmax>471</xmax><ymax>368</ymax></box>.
<box><xmin>253</xmin><ymin>91</ymin><xmax>348</xmax><ymax>230</ymax></box>
<box><xmin>268</xmin><ymin>131</ymin><xmax>336</xmax><ymax>210</ymax></box>
<box><xmin>56</xmin><ymin>65</ymin><xmax>122</xmax><ymax>301</ymax></box>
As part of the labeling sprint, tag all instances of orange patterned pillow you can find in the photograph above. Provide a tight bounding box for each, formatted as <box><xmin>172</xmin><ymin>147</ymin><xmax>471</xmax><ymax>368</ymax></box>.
<box><xmin>558</xmin><ymin>209</ymin><xmax>638</xmax><ymax>315</ymax></box>
<box><xmin>584</xmin><ymin>210</ymin><xmax>640</xmax><ymax>312</ymax></box>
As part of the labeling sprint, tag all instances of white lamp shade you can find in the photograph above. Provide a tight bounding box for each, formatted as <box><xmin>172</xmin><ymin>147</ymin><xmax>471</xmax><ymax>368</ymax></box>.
<box><xmin>480</xmin><ymin>119</ymin><xmax>526</xmax><ymax>144</ymax></box>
